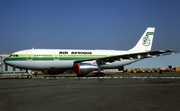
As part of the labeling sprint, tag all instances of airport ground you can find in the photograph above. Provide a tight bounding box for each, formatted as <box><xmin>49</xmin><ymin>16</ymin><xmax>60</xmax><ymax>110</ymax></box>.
<box><xmin>1</xmin><ymin>73</ymin><xmax>180</xmax><ymax>111</ymax></box>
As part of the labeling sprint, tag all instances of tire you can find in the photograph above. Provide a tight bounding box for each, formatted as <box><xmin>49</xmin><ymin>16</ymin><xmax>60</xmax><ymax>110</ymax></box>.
<box><xmin>27</xmin><ymin>75</ymin><xmax>32</xmax><ymax>79</ymax></box>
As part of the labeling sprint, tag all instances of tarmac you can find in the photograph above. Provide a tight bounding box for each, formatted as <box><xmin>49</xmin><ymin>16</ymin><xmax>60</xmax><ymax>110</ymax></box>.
<box><xmin>0</xmin><ymin>77</ymin><xmax>180</xmax><ymax>111</ymax></box>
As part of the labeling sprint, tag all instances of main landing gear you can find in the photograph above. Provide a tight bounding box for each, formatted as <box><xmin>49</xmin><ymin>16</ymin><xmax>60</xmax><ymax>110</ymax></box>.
<box><xmin>27</xmin><ymin>70</ymin><xmax>32</xmax><ymax>79</ymax></box>
<box><xmin>94</xmin><ymin>72</ymin><xmax>105</xmax><ymax>77</ymax></box>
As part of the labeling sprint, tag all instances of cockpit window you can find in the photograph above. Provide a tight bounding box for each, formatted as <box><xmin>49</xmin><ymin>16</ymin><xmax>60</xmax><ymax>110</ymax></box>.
<box><xmin>9</xmin><ymin>54</ymin><xmax>18</xmax><ymax>57</ymax></box>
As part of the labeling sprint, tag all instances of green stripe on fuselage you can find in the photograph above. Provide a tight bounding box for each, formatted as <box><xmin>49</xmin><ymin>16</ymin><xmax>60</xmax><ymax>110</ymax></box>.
<box><xmin>5</xmin><ymin>54</ymin><xmax>107</xmax><ymax>61</ymax></box>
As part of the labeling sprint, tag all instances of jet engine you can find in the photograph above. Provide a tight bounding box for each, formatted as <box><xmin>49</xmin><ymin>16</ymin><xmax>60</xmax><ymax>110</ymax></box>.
<box><xmin>74</xmin><ymin>63</ymin><xmax>98</xmax><ymax>76</ymax></box>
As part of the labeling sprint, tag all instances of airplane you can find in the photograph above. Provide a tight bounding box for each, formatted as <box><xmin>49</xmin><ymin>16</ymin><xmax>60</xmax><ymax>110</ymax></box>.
<box><xmin>4</xmin><ymin>27</ymin><xmax>174</xmax><ymax>78</ymax></box>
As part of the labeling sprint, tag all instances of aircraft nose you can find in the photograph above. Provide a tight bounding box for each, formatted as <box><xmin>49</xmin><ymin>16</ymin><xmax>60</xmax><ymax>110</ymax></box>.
<box><xmin>3</xmin><ymin>58</ymin><xmax>7</xmax><ymax>64</ymax></box>
<box><xmin>3</xmin><ymin>57</ymin><xmax>10</xmax><ymax>65</ymax></box>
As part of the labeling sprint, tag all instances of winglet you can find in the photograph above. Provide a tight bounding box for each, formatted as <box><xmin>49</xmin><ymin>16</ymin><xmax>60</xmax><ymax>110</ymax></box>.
<box><xmin>129</xmin><ymin>27</ymin><xmax>155</xmax><ymax>52</ymax></box>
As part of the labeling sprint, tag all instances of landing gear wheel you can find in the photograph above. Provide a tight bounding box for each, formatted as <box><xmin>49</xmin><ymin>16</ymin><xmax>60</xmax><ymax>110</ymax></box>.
<box><xmin>27</xmin><ymin>75</ymin><xmax>32</xmax><ymax>79</ymax></box>
<box><xmin>100</xmin><ymin>73</ymin><xmax>105</xmax><ymax>77</ymax></box>
<box><xmin>95</xmin><ymin>72</ymin><xmax>105</xmax><ymax>77</ymax></box>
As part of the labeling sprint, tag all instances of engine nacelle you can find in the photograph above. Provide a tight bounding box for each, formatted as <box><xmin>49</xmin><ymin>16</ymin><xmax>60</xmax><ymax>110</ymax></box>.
<box><xmin>74</xmin><ymin>63</ymin><xmax>98</xmax><ymax>75</ymax></box>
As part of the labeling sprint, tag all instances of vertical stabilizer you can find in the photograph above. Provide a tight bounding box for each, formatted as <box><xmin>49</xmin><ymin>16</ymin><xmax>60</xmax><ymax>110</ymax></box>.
<box><xmin>129</xmin><ymin>27</ymin><xmax>155</xmax><ymax>52</ymax></box>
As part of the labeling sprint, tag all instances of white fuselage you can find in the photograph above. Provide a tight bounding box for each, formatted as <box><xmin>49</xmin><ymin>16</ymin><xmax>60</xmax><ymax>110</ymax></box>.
<box><xmin>4</xmin><ymin>49</ymin><xmax>140</xmax><ymax>70</ymax></box>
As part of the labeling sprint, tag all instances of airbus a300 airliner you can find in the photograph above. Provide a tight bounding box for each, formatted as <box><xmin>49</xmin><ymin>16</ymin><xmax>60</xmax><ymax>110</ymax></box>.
<box><xmin>4</xmin><ymin>27</ymin><xmax>174</xmax><ymax>78</ymax></box>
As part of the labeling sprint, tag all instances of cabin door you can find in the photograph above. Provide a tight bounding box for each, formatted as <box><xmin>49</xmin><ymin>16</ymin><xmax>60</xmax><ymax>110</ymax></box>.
<box><xmin>26</xmin><ymin>51</ymin><xmax>32</xmax><ymax>60</ymax></box>
<box><xmin>54</xmin><ymin>52</ymin><xmax>59</xmax><ymax>60</ymax></box>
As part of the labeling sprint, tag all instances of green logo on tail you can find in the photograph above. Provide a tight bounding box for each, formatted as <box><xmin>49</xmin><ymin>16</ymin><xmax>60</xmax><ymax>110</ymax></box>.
<box><xmin>142</xmin><ymin>32</ymin><xmax>154</xmax><ymax>46</ymax></box>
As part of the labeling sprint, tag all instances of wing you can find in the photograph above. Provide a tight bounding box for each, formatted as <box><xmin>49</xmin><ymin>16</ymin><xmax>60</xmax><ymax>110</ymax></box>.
<box><xmin>74</xmin><ymin>49</ymin><xmax>175</xmax><ymax>63</ymax></box>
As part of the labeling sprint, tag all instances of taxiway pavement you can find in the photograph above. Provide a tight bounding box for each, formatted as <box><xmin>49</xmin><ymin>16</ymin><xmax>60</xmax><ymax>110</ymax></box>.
<box><xmin>0</xmin><ymin>78</ymin><xmax>180</xmax><ymax>111</ymax></box>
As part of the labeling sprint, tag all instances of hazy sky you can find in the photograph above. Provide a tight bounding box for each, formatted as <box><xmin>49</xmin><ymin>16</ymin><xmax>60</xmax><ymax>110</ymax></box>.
<box><xmin>125</xmin><ymin>53</ymin><xmax>180</xmax><ymax>68</ymax></box>
<box><xmin>0</xmin><ymin>0</ymin><xmax>180</xmax><ymax>53</ymax></box>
